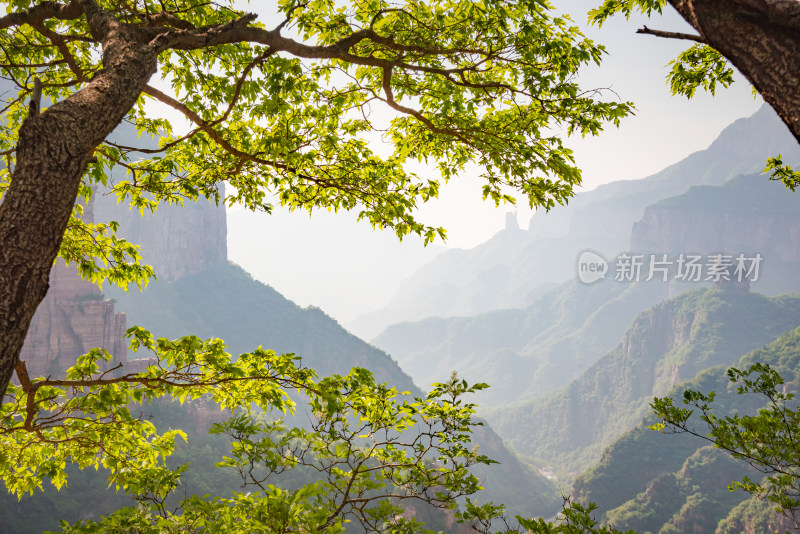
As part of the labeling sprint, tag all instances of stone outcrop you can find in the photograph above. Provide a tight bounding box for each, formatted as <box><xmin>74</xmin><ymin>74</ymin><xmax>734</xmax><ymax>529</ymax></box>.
<box><xmin>19</xmin><ymin>183</ymin><xmax>227</xmax><ymax>377</ymax></box>
<box><xmin>19</xmin><ymin>260</ymin><xmax>126</xmax><ymax>378</ymax></box>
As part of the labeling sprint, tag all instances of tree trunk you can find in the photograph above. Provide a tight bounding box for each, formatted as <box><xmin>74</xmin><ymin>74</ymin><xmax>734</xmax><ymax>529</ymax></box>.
<box><xmin>668</xmin><ymin>0</ymin><xmax>800</xmax><ymax>143</ymax></box>
<box><xmin>0</xmin><ymin>20</ymin><xmax>157</xmax><ymax>402</ymax></box>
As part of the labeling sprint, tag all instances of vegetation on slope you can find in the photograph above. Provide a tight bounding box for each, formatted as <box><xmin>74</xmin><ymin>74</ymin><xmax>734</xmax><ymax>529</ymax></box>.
<box><xmin>575</xmin><ymin>325</ymin><xmax>800</xmax><ymax>533</ymax></box>
<box><xmin>487</xmin><ymin>289</ymin><xmax>800</xmax><ymax>475</ymax></box>
<box><xmin>109</xmin><ymin>263</ymin><xmax>561</xmax><ymax>519</ymax></box>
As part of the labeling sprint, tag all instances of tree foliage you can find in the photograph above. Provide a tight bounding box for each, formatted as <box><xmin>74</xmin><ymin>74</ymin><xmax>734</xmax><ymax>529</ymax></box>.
<box><xmin>588</xmin><ymin>0</ymin><xmax>734</xmax><ymax>99</ymax></box>
<box><xmin>652</xmin><ymin>363</ymin><xmax>800</xmax><ymax>528</ymax></box>
<box><xmin>0</xmin><ymin>0</ymin><xmax>635</xmax><ymax>401</ymax></box>
<box><xmin>0</xmin><ymin>0</ymin><xmax>631</xmax><ymax>254</ymax></box>
<box><xmin>2</xmin><ymin>326</ymin><xmax>505</xmax><ymax>532</ymax></box>
<box><xmin>0</xmin><ymin>0</ymin><xmax>638</xmax><ymax>530</ymax></box>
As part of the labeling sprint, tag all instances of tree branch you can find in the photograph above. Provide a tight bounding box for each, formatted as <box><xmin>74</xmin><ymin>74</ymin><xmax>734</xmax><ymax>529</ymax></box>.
<box><xmin>29</xmin><ymin>21</ymin><xmax>89</xmax><ymax>82</ymax></box>
<box><xmin>0</xmin><ymin>0</ymin><xmax>85</xmax><ymax>30</ymax></box>
<box><xmin>141</xmin><ymin>84</ymin><xmax>290</xmax><ymax>173</ymax></box>
<box><xmin>636</xmin><ymin>25</ymin><xmax>706</xmax><ymax>43</ymax></box>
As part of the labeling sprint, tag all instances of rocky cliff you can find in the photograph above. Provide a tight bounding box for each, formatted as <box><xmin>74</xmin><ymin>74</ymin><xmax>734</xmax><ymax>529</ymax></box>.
<box><xmin>631</xmin><ymin>174</ymin><xmax>800</xmax><ymax>259</ymax></box>
<box><xmin>19</xmin><ymin>260</ymin><xmax>126</xmax><ymax>378</ymax></box>
<box><xmin>631</xmin><ymin>173</ymin><xmax>800</xmax><ymax>295</ymax></box>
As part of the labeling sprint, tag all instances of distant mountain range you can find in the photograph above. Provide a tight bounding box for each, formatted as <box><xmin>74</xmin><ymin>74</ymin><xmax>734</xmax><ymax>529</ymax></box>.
<box><xmin>361</xmin><ymin>101</ymin><xmax>800</xmax><ymax>534</ymax></box>
<box><xmin>375</xmin><ymin>269</ymin><xmax>671</xmax><ymax>407</ymax></box>
<box><xmin>374</xmin><ymin>170</ymin><xmax>800</xmax><ymax>407</ymax></box>
<box><xmin>350</xmin><ymin>105</ymin><xmax>800</xmax><ymax>340</ymax></box>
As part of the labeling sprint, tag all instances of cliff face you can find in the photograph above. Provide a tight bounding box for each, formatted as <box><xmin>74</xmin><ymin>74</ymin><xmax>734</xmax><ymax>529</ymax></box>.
<box><xmin>630</xmin><ymin>174</ymin><xmax>800</xmax><ymax>297</ymax></box>
<box><xmin>19</xmin><ymin>178</ymin><xmax>228</xmax><ymax>380</ymax></box>
<box><xmin>19</xmin><ymin>260</ymin><xmax>126</xmax><ymax>378</ymax></box>
<box><xmin>94</xmin><ymin>191</ymin><xmax>227</xmax><ymax>282</ymax></box>
<box><xmin>631</xmin><ymin>174</ymin><xmax>800</xmax><ymax>258</ymax></box>
<box><xmin>632</xmin><ymin>209</ymin><xmax>800</xmax><ymax>260</ymax></box>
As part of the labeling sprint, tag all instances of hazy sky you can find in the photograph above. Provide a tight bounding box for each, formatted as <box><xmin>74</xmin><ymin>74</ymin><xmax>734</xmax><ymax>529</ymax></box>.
<box><xmin>226</xmin><ymin>0</ymin><xmax>763</xmax><ymax>322</ymax></box>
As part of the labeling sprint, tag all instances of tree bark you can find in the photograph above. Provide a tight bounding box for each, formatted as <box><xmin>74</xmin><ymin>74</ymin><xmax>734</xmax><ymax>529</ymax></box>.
<box><xmin>0</xmin><ymin>7</ymin><xmax>158</xmax><ymax>402</ymax></box>
<box><xmin>667</xmin><ymin>0</ymin><xmax>800</xmax><ymax>143</ymax></box>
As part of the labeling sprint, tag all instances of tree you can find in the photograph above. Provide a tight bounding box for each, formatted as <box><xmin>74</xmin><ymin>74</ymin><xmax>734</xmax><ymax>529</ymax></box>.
<box><xmin>589</xmin><ymin>0</ymin><xmax>800</xmax><ymax>191</ymax></box>
<box><xmin>2</xmin><ymin>327</ymin><xmax>506</xmax><ymax>531</ymax></box>
<box><xmin>0</xmin><ymin>0</ymin><xmax>631</xmax><ymax>401</ymax></box>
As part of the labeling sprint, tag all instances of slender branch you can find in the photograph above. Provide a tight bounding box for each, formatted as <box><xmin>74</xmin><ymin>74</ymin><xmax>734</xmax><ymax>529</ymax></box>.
<box><xmin>379</xmin><ymin>66</ymin><xmax>471</xmax><ymax>146</ymax></box>
<box><xmin>30</xmin><ymin>21</ymin><xmax>88</xmax><ymax>82</ymax></box>
<box><xmin>636</xmin><ymin>25</ymin><xmax>706</xmax><ymax>43</ymax></box>
<box><xmin>213</xmin><ymin>48</ymin><xmax>276</xmax><ymax>127</ymax></box>
<box><xmin>14</xmin><ymin>360</ymin><xmax>36</xmax><ymax>430</ymax></box>
<box><xmin>28</xmin><ymin>77</ymin><xmax>42</xmax><ymax>116</ymax></box>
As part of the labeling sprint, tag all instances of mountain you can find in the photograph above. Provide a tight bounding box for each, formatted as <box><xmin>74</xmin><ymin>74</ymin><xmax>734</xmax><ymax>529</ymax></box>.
<box><xmin>104</xmin><ymin>192</ymin><xmax>560</xmax><ymax>515</ymax></box>
<box><xmin>109</xmin><ymin>262</ymin><xmax>420</xmax><ymax>395</ymax></box>
<box><xmin>19</xmin><ymin>260</ymin><xmax>127</xmax><ymax>379</ymax></box>
<box><xmin>374</xmin><ymin>272</ymin><xmax>672</xmax><ymax>407</ymax></box>
<box><xmin>350</xmin><ymin>105</ymin><xmax>800</xmax><ymax>339</ymax></box>
<box><xmin>484</xmin><ymin>288</ymin><xmax>800</xmax><ymax>475</ymax></box>
<box><xmin>374</xmin><ymin>170</ymin><xmax>800</xmax><ymax>408</ymax></box>
<box><xmin>4</xmin><ymin>187</ymin><xmax>561</xmax><ymax>533</ymax></box>
<box><xmin>573</xmin><ymin>325</ymin><xmax>800</xmax><ymax>534</ymax></box>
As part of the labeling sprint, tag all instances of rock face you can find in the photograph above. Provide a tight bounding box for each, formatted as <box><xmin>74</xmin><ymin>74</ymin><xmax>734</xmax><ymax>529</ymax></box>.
<box><xmin>94</xmin><ymin>189</ymin><xmax>227</xmax><ymax>282</ymax></box>
<box><xmin>19</xmin><ymin>185</ymin><xmax>227</xmax><ymax>377</ymax></box>
<box><xmin>631</xmin><ymin>174</ymin><xmax>800</xmax><ymax>259</ymax></box>
<box><xmin>630</xmin><ymin>173</ymin><xmax>800</xmax><ymax>295</ymax></box>
<box><xmin>19</xmin><ymin>260</ymin><xmax>126</xmax><ymax>378</ymax></box>
<box><xmin>632</xmin><ymin>208</ymin><xmax>800</xmax><ymax>261</ymax></box>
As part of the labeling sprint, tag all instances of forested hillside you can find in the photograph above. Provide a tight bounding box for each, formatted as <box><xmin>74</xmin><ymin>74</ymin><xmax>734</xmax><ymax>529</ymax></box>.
<box><xmin>375</xmin><ymin>275</ymin><xmax>669</xmax><ymax>407</ymax></box>
<box><xmin>486</xmin><ymin>288</ymin><xmax>800</xmax><ymax>474</ymax></box>
<box><xmin>574</xmin><ymin>325</ymin><xmax>800</xmax><ymax>533</ymax></box>
<box><xmin>108</xmin><ymin>263</ymin><xmax>563</xmax><ymax>518</ymax></box>
<box><xmin>109</xmin><ymin>263</ymin><xmax>418</xmax><ymax>392</ymax></box>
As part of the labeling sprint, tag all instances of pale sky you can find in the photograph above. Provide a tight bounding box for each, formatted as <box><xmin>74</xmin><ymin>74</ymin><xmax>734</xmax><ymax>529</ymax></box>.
<box><xmin>223</xmin><ymin>1</ymin><xmax>763</xmax><ymax>322</ymax></box>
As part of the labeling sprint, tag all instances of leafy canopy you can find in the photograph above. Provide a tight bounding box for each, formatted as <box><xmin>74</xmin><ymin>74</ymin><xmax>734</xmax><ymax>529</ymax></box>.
<box><xmin>0</xmin><ymin>0</ymin><xmax>634</xmax><ymax>531</ymax></box>
<box><xmin>2</xmin><ymin>327</ymin><xmax>503</xmax><ymax>532</ymax></box>
<box><xmin>0</xmin><ymin>0</ymin><xmax>631</xmax><ymax>288</ymax></box>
